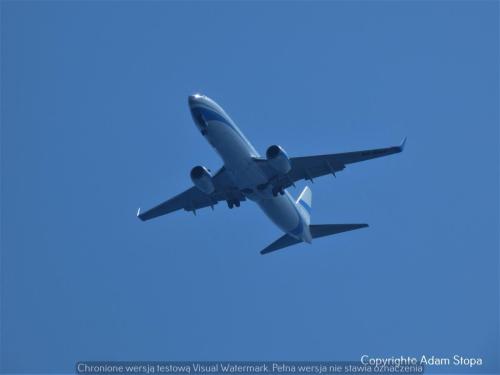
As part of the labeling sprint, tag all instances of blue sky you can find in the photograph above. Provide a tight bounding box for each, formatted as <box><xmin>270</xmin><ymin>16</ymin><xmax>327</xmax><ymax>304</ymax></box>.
<box><xmin>1</xmin><ymin>1</ymin><xmax>498</xmax><ymax>373</ymax></box>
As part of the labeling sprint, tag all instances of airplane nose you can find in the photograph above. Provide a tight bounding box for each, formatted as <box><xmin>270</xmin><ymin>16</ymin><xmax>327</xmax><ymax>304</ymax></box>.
<box><xmin>188</xmin><ymin>94</ymin><xmax>203</xmax><ymax>106</ymax></box>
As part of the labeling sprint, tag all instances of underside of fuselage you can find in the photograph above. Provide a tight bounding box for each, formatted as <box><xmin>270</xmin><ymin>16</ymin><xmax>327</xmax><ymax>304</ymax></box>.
<box><xmin>188</xmin><ymin>94</ymin><xmax>311</xmax><ymax>242</ymax></box>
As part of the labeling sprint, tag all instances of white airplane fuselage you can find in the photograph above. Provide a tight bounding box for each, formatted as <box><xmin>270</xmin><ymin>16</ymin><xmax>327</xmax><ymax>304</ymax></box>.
<box><xmin>188</xmin><ymin>94</ymin><xmax>312</xmax><ymax>243</ymax></box>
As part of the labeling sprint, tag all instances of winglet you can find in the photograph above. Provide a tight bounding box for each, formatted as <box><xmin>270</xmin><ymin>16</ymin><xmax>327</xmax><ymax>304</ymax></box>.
<box><xmin>399</xmin><ymin>136</ymin><xmax>407</xmax><ymax>151</ymax></box>
<box><xmin>136</xmin><ymin>207</ymin><xmax>141</xmax><ymax>217</ymax></box>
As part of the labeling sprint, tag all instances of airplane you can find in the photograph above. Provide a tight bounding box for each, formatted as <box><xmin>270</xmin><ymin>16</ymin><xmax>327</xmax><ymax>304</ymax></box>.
<box><xmin>137</xmin><ymin>94</ymin><xmax>405</xmax><ymax>254</ymax></box>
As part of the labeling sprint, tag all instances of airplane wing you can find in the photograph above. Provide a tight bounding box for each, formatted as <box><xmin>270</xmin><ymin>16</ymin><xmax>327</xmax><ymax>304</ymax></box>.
<box><xmin>137</xmin><ymin>167</ymin><xmax>243</xmax><ymax>221</ymax></box>
<box><xmin>272</xmin><ymin>138</ymin><xmax>406</xmax><ymax>189</ymax></box>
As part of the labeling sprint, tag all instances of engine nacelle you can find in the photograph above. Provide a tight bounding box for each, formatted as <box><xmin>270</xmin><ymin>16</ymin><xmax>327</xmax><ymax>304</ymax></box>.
<box><xmin>190</xmin><ymin>165</ymin><xmax>215</xmax><ymax>194</ymax></box>
<box><xmin>266</xmin><ymin>145</ymin><xmax>291</xmax><ymax>174</ymax></box>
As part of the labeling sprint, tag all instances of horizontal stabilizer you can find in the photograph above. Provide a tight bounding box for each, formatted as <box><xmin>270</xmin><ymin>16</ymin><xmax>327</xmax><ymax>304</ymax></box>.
<box><xmin>310</xmin><ymin>223</ymin><xmax>368</xmax><ymax>238</ymax></box>
<box><xmin>261</xmin><ymin>223</ymin><xmax>368</xmax><ymax>255</ymax></box>
<box><xmin>260</xmin><ymin>234</ymin><xmax>301</xmax><ymax>255</ymax></box>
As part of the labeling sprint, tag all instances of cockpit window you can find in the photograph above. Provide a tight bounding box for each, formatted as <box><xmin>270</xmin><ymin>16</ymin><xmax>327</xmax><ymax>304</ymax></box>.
<box><xmin>194</xmin><ymin>112</ymin><xmax>205</xmax><ymax>127</ymax></box>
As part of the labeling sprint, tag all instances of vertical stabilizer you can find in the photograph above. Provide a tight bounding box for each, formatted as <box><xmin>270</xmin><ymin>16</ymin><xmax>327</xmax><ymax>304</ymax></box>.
<box><xmin>296</xmin><ymin>186</ymin><xmax>312</xmax><ymax>224</ymax></box>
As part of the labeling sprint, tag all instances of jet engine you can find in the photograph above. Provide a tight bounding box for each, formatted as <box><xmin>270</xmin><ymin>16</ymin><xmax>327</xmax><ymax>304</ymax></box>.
<box><xmin>190</xmin><ymin>166</ymin><xmax>215</xmax><ymax>194</ymax></box>
<box><xmin>266</xmin><ymin>145</ymin><xmax>291</xmax><ymax>174</ymax></box>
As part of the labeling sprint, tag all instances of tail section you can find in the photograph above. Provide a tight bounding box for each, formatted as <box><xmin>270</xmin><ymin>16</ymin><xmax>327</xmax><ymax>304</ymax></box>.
<box><xmin>260</xmin><ymin>224</ymin><xmax>368</xmax><ymax>255</ymax></box>
<box><xmin>261</xmin><ymin>223</ymin><xmax>368</xmax><ymax>255</ymax></box>
<box><xmin>296</xmin><ymin>186</ymin><xmax>312</xmax><ymax>223</ymax></box>
<box><xmin>260</xmin><ymin>186</ymin><xmax>369</xmax><ymax>255</ymax></box>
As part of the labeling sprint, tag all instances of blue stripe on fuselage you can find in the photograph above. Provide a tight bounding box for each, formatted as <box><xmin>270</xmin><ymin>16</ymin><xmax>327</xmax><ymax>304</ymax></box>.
<box><xmin>191</xmin><ymin>105</ymin><xmax>230</xmax><ymax>126</ymax></box>
<box><xmin>191</xmin><ymin>105</ymin><xmax>259</xmax><ymax>157</ymax></box>
<box><xmin>299</xmin><ymin>200</ymin><xmax>311</xmax><ymax>215</ymax></box>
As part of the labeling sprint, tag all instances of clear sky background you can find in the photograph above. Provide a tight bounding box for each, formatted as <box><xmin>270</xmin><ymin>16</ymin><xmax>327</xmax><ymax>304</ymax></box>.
<box><xmin>1</xmin><ymin>1</ymin><xmax>498</xmax><ymax>373</ymax></box>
